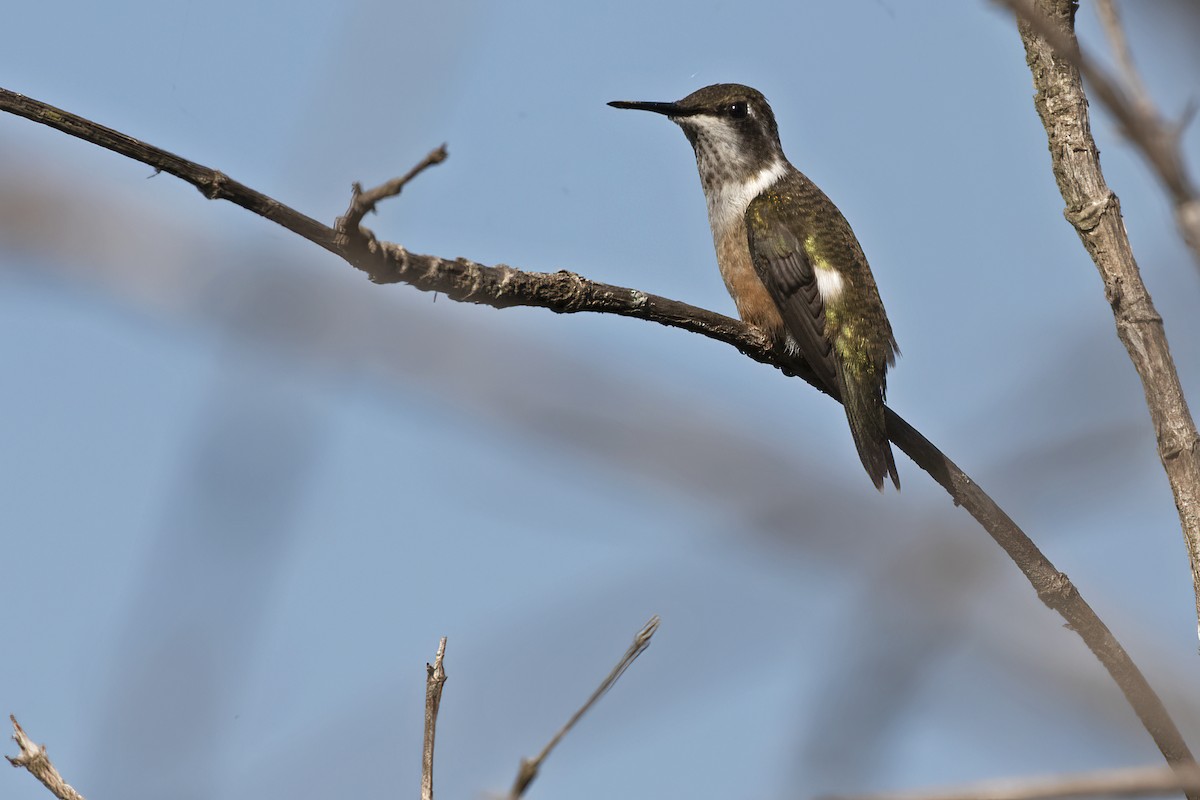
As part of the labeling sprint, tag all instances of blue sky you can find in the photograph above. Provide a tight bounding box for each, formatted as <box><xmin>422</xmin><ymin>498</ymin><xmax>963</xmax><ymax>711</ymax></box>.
<box><xmin>3</xmin><ymin>2</ymin><xmax>1200</xmax><ymax>800</ymax></box>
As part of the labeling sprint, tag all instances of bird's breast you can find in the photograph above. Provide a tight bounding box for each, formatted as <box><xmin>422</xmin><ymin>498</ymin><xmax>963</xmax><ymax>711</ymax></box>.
<box><xmin>714</xmin><ymin>221</ymin><xmax>784</xmax><ymax>341</ymax></box>
<box><xmin>700</xmin><ymin>162</ymin><xmax>791</xmax><ymax>344</ymax></box>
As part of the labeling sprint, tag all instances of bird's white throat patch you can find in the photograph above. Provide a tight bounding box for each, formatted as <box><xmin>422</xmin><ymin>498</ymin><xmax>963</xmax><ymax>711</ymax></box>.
<box><xmin>705</xmin><ymin>159</ymin><xmax>788</xmax><ymax>238</ymax></box>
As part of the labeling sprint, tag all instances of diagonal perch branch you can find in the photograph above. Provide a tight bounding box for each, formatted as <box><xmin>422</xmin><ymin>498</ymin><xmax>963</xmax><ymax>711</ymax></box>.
<box><xmin>0</xmin><ymin>86</ymin><xmax>1194</xmax><ymax>776</ymax></box>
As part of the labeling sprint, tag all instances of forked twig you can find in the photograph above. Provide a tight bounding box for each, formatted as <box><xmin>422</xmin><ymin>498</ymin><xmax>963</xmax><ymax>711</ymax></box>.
<box><xmin>6</xmin><ymin>716</ymin><xmax>86</xmax><ymax>800</ymax></box>
<box><xmin>338</xmin><ymin>145</ymin><xmax>448</xmax><ymax>238</ymax></box>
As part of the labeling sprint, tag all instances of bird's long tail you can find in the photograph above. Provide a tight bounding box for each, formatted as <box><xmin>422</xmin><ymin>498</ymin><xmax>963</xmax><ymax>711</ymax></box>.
<box><xmin>840</xmin><ymin>376</ymin><xmax>900</xmax><ymax>492</ymax></box>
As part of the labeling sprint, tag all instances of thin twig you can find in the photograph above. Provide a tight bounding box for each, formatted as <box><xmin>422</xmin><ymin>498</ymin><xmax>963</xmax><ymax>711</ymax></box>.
<box><xmin>6</xmin><ymin>716</ymin><xmax>86</xmax><ymax>800</ymax></box>
<box><xmin>338</xmin><ymin>145</ymin><xmax>448</xmax><ymax>238</ymax></box>
<box><xmin>1003</xmin><ymin>0</ymin><xmax>1200</xmax><ymax>667</ymax></box>
<box><xmin>507</xmin><ymin>616</ymin><xmax>661</xmax><ymax>800</ymax></box>
<box><xmin>0</xmin><ymin>86</ymin><xmax>1194</xmax><ymax>775</ymax></box>
<box><xmin>998</xmin><ymin>0</ymin><xmax>1200</xmax><ymax>270</ymax></box>
<box><xmin>422</xmin><ymin>637</ymin><xmax>448</xmax><ymax>800</ymax></box>
<box><xmin>829</xmin><ymin>763</ymin><xmax>1200</xmax><ymax>800</ymax></box>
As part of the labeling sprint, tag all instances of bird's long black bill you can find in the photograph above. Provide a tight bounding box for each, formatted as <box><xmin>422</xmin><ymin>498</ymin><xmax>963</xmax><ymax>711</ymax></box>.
<box><xmin>607</xmin><ymin>100</ymin><xmax>695</xmax><ymax>117</ymax></box>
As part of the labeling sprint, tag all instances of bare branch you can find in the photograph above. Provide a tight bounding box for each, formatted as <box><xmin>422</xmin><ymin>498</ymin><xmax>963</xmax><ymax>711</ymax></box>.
<box><xmin>6</xmin><ymin>716</ymin><xmax>86</xmax><ymax>800</ymax></box>
<box><xmin>422</xmin><ymin>637</ymin><xmax>448</xmax><ymax>800</ymax></box>
<box><xmin>998</xmin><ymin>0</ymin><xmax>1200</xmax><ymax>269</ymax></box>
<box><xmin>1003</xmin><ymin>0</ymin><xmax>1200</xmax><ymax>664</ymax></box>
<box><xmin>507</xmin><ymin>616</ymin><xmax>660</xmax><ymax>800</ymax></box>
<box><xmin>0</xmin><ymin>86</ymin><xmax>1194</xmax><ymax>774</ymax></box>
<box><xmin>830</xmin><ymin>764</ymin><xmax>1200</xmax><ymax>800</ymax></box>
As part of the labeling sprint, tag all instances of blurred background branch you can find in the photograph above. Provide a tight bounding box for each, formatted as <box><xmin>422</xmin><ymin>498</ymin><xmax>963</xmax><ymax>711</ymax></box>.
<box><xmin>831</xmin><ymin>763</ymin><xmax>1200</xmax><ymax>800</ymax></box>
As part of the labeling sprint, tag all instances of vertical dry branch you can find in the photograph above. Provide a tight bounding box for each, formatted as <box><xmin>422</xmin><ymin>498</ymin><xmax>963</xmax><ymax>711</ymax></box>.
<box><xmin>1014</xmin><ymin>0</ymin><xmax>1200</xmax><ymax>642</ymax></box>
<box><xmin>422</xmin><ymin>638</ymin><xmax>448</xmax><ymax>800</ymax></box>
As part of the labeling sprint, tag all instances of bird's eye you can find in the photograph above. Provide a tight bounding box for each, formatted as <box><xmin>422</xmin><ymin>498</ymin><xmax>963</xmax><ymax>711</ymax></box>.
<box><xmin>727</xmin><ymin>101</ymin><xmax>749</xmax><ymax>119</ymax></box>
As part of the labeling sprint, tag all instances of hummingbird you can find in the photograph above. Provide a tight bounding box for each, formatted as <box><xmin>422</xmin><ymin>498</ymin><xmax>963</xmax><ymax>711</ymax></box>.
<box><xmin>609</xmin><ymin>83</ymin><xmax>900</xmax><ymax>490</ymax></box>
